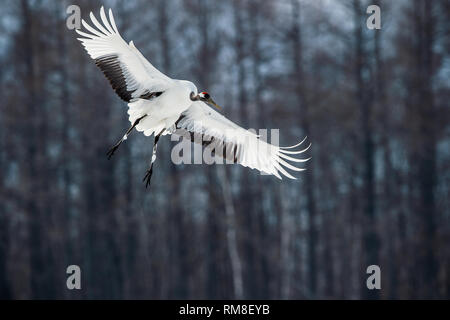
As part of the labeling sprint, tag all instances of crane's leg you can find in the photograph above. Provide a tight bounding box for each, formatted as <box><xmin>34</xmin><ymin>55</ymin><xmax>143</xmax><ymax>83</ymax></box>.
<box><xmin>107</xmin><ymin>115</ymin><xmax>147</xmax><ymax>159</ymax></box>
<box><xmin>142</xmin><ymin>130</ymin><xmax>163</xmax><ymax>189</ymax></box>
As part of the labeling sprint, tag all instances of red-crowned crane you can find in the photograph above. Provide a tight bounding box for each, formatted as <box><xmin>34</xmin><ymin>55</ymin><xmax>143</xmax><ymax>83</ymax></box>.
<box><xmin>76</xmin><ymin>7</ymin><xmax>310</xmax><ymax>188</ymax></box>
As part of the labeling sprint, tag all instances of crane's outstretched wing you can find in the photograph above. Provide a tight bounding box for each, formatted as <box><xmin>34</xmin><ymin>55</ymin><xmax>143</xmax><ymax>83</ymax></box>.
<box><xmin>175</xmin><ymin>102</ymin><xmax>311</xmax><ymax>179</ymax></box>
<box><xmin>76</xmin><ymin>7</ymin><xmax>173</xmax><ymax>102</ymax></box>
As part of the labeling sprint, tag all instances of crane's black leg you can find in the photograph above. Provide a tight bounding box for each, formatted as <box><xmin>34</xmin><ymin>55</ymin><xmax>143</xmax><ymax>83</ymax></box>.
<box><xmin>142</xmin><ymin>130</ymin><xmax>163</xmax><ymax>189</ymax></box>
<box><xmin>107</xmin><ymin>115</ymin><xmax>147</xmax><ymax>159</ymax></box>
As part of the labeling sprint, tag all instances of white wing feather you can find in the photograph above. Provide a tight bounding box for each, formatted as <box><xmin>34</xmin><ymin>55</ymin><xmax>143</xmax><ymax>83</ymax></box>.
<box><xmin>76</xmin><ymin>7</ymin><xmax>173</xmax><ymax>101</ymax></box>
<box><xmin>176</xmin><ymin>102</ymin><xmax>311</xmax><ymax>179</ymax></box>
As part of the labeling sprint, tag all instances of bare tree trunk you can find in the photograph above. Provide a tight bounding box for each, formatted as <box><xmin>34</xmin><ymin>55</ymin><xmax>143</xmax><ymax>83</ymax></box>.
<box><xmin>20</xmin><ymin>0</ymin><xmax>45</xmax><ymax>298</ymax></box>
<box><xmin>232</xmin><ymin>0</ymin><xmax>260</xmax><ymax>299</ymax></box>
<box><xmin>411</xmin><ymin>0</ymin><xmax>438</xmax><ymax>298</ymax></box>
<box><xmin>217</xmin><ymin>166</ymin><xmax>243</xmax><ymax>299</ymax></box>
<box><xmin>0</xmin><ymin>41</ymin><xmax>12</xmax><ymax>299</ymax></box>
<box><xmin>291</xmin><ymin>0</ymin><xmax>318</xmax><ymax>298</ymax></box>
<box><xmin>352</xmin><ymin>0</ymin><xmax>379</xmax><ymax>299</ymax></box>
<box><xmin>249</xmin><ymin>0</ymin><xmax>270</xmax><ymax>299</ymax></box>
<box><xmin>279</xmin><ymin>184</ymin><xmax>292</xmax><ymax>299</ymax></box>
<box><xmin>372</xmin><ymin>0</ymin><xmax>397</xmax><ymax>299</ymax></box>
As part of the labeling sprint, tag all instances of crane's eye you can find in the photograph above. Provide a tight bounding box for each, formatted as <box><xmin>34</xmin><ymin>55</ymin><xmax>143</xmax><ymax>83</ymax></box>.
<box><xmin>201</xmin><ymin>92</ymin><xmax>210</xmax><ymax>99</ymax></box>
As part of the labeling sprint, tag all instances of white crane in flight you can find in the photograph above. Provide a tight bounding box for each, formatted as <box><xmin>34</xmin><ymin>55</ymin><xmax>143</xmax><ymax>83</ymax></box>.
<box><xmin>76</xmin><ymin>7</ymin><xmax>310</xmax><ymax>188</ymax></box>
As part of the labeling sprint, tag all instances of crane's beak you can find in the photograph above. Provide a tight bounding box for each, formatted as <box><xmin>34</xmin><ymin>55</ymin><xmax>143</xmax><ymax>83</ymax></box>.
<box><xmin>206</xmin><ymin>97</ymin><xmax>222</xmax><ymax>110</ymax></box>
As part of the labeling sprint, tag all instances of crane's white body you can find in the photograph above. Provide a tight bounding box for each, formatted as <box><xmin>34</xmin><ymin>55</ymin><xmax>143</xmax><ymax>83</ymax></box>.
<box><xmin>129</xmin><ymin>80</ymin><xmax>197</xmax><ymax>137</ymax></box>
<box><xmin>76</xmin><ymin>7</ymin><xmax>310</xmax><ymax>179</ymax></box>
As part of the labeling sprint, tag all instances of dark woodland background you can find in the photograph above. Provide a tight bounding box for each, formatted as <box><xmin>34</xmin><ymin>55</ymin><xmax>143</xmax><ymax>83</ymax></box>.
<box><xmin>0</xmin><ymin>0</ymin><xmax>449</xmax><ymax>299</ymax></box>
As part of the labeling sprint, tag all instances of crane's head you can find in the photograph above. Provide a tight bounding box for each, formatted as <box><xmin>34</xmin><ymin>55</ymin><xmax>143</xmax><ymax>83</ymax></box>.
<box><xmin>191</xmin><ymin>91</ymin><xmax>222</xmax><ymax>110</ymax></box>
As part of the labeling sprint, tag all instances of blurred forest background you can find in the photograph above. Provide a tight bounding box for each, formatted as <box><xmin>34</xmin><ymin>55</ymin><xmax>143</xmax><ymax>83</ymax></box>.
<box><xmin>0</xmin><ymin>0</ymin><xmax>449</xmax><ymax>299</ymax></box>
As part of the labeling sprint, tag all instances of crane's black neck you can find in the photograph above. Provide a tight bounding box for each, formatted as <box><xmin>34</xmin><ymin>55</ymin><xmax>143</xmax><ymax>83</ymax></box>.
<box><xmin>190</xmin><ymin>92</ymin><xmax>199</xmax><ymax>101</ymax></box>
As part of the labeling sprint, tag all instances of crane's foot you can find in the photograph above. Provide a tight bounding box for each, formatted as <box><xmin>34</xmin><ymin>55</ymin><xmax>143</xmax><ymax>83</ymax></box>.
<box><xmin>106</xmin><ymin>144</ymin><xmax>120</xmax><ymax>159</ymax></box>
<box><xmin>142</xmin><ymin>167</ymin><xmax>154</xmax><ymax>189</ymax></box>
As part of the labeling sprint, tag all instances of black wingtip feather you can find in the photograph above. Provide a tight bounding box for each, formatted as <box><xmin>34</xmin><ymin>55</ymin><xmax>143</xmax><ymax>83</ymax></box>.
<box><xmin>95</xmin><ymin>54</ymin><xmax>134</xmax><ymax>102</ymax></box>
